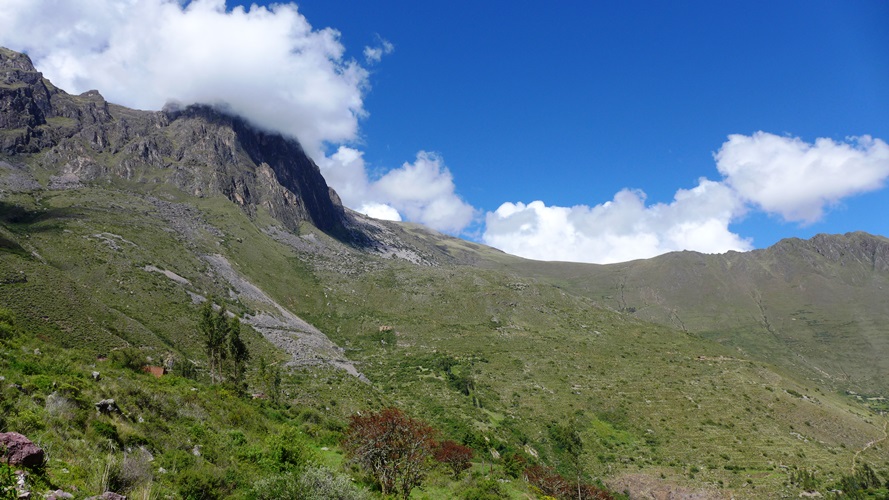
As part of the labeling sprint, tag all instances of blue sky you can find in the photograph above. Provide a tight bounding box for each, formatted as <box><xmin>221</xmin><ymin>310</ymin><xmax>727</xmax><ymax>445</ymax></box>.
<box><xmin>2</xmin><ymin>1</ymin><xmax>888</xmax><ymax>262</ymax></box>
<box><xmin>282</xmin><ymin>0</ymin><xmax>889</xmax><ymax>247</ymax></box>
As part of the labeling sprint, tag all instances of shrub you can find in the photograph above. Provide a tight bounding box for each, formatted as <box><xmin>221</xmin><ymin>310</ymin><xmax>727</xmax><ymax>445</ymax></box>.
<box><xmin>90</xmin><ymin>420</ymin><xmax>120</xmax><ymax>445</ymax></box>
<box><xmin>462</xmin><ymin>477</ymin><xmax>505</xmax><ymax>500</ymax></box>
<box><xmin>297</xmin><ymin>465</ymin><xmax>369</xmax><ymax>500</ymax></box>
<box><xmin>261</xmin><ymin>427</ymin><xmax>314</xmax><ymax>473</ymax></box>
<box><xmin>434</xmin><ymin>440</ymin><xmax>473</xmax><ymax>478</ymax></box>
<box><xmin>524</xmin><ymin>464</ymin><xmax>616</xmax><ymax>500</ymax></box>
<box><xmin>109</xmin><ymin>348</ymin><xmax>146</xmax><ymax>371</ymax></box>
<box><xmin>1</xmin><ymin>461</ymin><xmax>16</xmax><ymax>500</ymax></box>
<box><xmin>0</xmin><ymin>308</ymin><xmax>16</xmax><ymax>342</ymax></box>
<box><xmin>342</xmin><ymin>407</ymin><xmax>436</xmax><ymax>499</ymax></box>
<box><xmin>177</xmin><ymin>465</ymin><xmax>227</xmax><ymax>500</ymax></box>
<box><xmin>251</xmin><ymin>472</ymin><xmax>301</xmax><ymax>500</ymax></box>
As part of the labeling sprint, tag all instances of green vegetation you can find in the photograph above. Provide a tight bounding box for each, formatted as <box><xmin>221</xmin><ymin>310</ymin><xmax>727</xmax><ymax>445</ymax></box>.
<box><xmin>1</xmin><ymin>184</ymin><xmax>888</xmax><ymax>498</ymax></box>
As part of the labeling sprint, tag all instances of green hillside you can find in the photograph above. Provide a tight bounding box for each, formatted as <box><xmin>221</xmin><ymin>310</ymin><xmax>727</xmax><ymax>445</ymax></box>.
<box><xmin>476</xmin><ymin>233</ymin><xmax>889</xmax><ymax>398</ymax></box>
<box><xmin>2</xmin><ymin>184</ymin><xmax>889</xmax><ymax>498</ymax></box>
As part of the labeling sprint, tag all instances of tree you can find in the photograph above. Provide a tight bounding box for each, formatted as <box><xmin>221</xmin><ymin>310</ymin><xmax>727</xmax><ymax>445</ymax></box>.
<box><xmin>549</xmin><ymin>420</ymin><xmax>585</xmax><ymax>500</ymax></box>
<box><xmin>225</xmin><ymin>315</ymin><xmax>249</xmax><ymax>391</ymax></box>
<box><xmin>342</xmin><ymin>407</ymin><xmax>436</xmax><ymax>499</ymax></box>
<box><xmin>199</xmin><ymin>301</ymin><xmax>249</xmax><ymax>388</ymax></box>
<box><xmin>434</xmin><ymin>440</ymin><xmax>473</xmax><ymax>478</ymax></box>
<box><xmin>258</xmin><ymin>357</ymin><xmax>283</xmax><ymax>403</ymax></box>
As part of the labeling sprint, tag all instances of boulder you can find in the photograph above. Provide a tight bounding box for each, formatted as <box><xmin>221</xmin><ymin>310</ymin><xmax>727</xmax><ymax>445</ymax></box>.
<box><xmin>94</xmin><ymin>399</ymin><xmax>121</xmax><ymax>415</ymax></box>
<box><xmin>0</xmin><ymin>432</ymin><xmax>44</xmax><ymax>468</ymax></box>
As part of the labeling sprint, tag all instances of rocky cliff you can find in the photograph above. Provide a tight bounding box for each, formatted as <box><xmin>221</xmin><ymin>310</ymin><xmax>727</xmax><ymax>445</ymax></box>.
<box><xmin>0</xmin><ymin>47</ymin><xmax>347</xmax><ymax>237</ymax></box>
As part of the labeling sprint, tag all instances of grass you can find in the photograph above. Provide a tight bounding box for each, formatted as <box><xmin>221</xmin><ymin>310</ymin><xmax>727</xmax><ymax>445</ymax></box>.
<box><xmin>2</xmin><ymin>183</ymin><xmax>889</xmax><ymax>497</ymax></box>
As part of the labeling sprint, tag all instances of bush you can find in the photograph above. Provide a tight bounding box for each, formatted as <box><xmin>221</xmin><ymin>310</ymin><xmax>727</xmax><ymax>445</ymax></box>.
<box><xmin>251</xmin><ymin>472</ymin><xmax>300</xmax><ymax>500</ymax></box>
<box><xmin>177</xmin><ymin>465</ymin><xmax>227</xmax><ymax>500</ymax></box>
<box><xmin>462</xmin><ymin>478</ymin><xmax>505</xmax><ymax>500</ymax></box>
<box><xmin>524</xmin><ymin>465</ymin><xmax>616</xmax><ymax>500</ymax></box>
<box><xmin>261</xmin><ymin>427</ymin><xmax>314</xmax><ymax>473</ymax></box>
<box><xmin>434</xmin><ymin>440</ymin><xmax>473</xmax><ymax>478</ymax></box>
<box><xmin>1</xmin><ymin>462</ymin><xmax>16</xmax><ymax>500</ymax></box>
<box><xmin>0</xmin><ymin>308</ymin><xmax>16</xmax><ymax>342</ymax></box>
<box><xmin>90</xmin><ymin>420</ymin><xmax>120</xmax><ymax>445</ymax></box>
<box><xmin>109</xmin><ymin>348</ymin><xmax>146</xmax><ymax>371</ymax></box>
<box><xmin>297</xmin><ymin>465</ymin><xmax>369</xmax><ymax>500</ymax></box>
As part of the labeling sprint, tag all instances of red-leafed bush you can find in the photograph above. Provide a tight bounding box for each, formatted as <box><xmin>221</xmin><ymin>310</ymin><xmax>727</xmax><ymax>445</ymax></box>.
<box><xmin>524</xmin><ymin>464</ymin><xmax>615</xmax><ymax>500</ymax></box>
<box><xmin>342</xmin><ymin>407</ymin><xmax>436</xmax><ymax>499</ymax></box>
<box><xmin>434</xmin><ymin>440</ymin><xmax>473</xmax><ymax>478</ymax></box>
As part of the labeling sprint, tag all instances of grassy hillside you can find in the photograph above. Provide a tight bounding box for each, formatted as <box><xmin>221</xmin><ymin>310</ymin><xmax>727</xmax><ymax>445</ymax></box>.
<box><xmin>460</xmin><ymin>232</ymin><xmax>889</xmax><ymax>399</ymax></box>
<box><xmin>2</xmin><ymin>184</ymin><xmax>889</xmax><ymax>498</ymax></box>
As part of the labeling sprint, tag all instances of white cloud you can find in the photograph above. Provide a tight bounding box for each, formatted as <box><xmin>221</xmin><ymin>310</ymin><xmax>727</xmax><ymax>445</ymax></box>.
<box><xmin>319</xmin><ymin>149</ymin><xmax>475</xmax><ymax>233</ymax></box>
<box><xmin>0</xmin><ymin>0</ymin><xmax>477</xmax><ymax>234</ymax></box>
<box><xmin>715</xmin><ymin>132</ymin><xmax>889</xmax><ymax>223</ymax></box>
<box><xmin>0</xmin><ymin>0</ymin><xmax>367</xmax><ymax>153</ymax></box>
<box><xmin>358</xmin><ymin>202</ymin><xmax>402</xmax><ymax>221</ymax></box>
<box><xmin>364</xmin><ymin>39</ymin><xmax>394</xmax><ymax>64</ymax></box>
<box><xmin>483</xmin><ymin>179</ymin><xmax>751</xmax><ymax>264</ymax></box>
<box><xmin>371</xmin><ymin>152</ymin><xmax>476</xmax><ymax>233</ymax></box>
<box><xmin>483</xmin><ymin>132</ymin><xmax>889</xmax><ymax>263</ymax></box>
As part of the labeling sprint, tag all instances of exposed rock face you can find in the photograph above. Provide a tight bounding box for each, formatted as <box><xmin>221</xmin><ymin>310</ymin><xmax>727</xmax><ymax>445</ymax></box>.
<box><xmin>0</xmin><ymin>47</ymin><xmax>347</xmax><ymax>238</ymax></box>
<box><xmin>767</xmin><ymin>231</ymin><xmax>889</xmax><ymax>273</ymax></box>
<box><xmin>0</xmin><ymin>431</ymin><xmax>44</xmax><ymax>468</ymax></box>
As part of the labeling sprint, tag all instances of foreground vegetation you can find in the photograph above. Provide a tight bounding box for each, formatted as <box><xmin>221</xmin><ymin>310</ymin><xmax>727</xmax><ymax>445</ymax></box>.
<box><xmin>1</xmin><ymin>317</ymin><xmax>579</xmax><ymax>499</ymax></box>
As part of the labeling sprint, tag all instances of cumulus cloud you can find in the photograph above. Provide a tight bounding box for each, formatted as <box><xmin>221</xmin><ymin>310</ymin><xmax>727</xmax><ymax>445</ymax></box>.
<box><xmin>372</xmin><ymin>152</ymin><xmax>476</xmax><ymax>233</ymax></box>
<box><xmin>320</xmin><ymin>150</ymin><xmax>475</xmax><ymax>233</ymax></box>
<box><xmin>715</xmin><ymin>132</ymin><xmax>889</xmax><ymax>223</ymax></box>
<box><xmin>483</xmin><ymin>132</ymin><xmax>889</xmax><ymax>263</ymax></box>
<box><xmin>0</xmin><ymin>0</ymin><xmax>366</xmax><ymax>153</ymax></box>
<box><xmin>358</xmin><ymin>202</ymin><xmax>402</xmax><ymax>221</ymax></box>
<box><xmin>0</xmin><ymin>0</ymin><xmax>477</xmax><ymax>234</ymax></box>
<box><xmin>483</xmin><ymin>179</ymin><xmax>750</xmax><ymax>264</ymax></box>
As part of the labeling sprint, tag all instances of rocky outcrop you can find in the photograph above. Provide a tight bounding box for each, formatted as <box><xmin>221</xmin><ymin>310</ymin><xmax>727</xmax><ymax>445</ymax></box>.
<box><xmin>0</xmin><ymin>47</ymin><xmax>348</xmax><ymax>238</ymax></box>
<box><xmin>0</xmin><ymin>432</ymin><xmax>44</xmax><ymax>468</ymax></box>
<box><xmin>94</xmin><ymin>399</ymin><xmax>122</xmax><ymax>415</ymax></box>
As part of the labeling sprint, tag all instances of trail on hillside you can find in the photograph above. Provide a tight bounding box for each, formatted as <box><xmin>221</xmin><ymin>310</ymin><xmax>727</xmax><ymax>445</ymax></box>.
<box><xmin>851</xmin><ymin>420</ymin><xmax>888</xmax><ymax>473</ymax></box>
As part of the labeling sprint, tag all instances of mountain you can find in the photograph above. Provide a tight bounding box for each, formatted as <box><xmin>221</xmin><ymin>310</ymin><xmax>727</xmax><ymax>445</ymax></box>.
<box><xmin>3</xmin><ymin>47</ymin><xmax>889</xmax><ymax>498</ymax></box>
<box><xmin>477</xmin><ymin>231</ymin><xmax>889</xmax><ymax>396</ymax></box>
<box><xmin>1</xmin><ymin>46</ymin><xmax>347</xmax><ymax>237</ymax></box>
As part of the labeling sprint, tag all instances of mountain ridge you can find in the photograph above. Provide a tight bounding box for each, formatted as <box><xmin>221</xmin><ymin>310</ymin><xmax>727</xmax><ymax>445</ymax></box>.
<box><xmin>1</xmin><ymin>46</ymin><xmax>349</xmax><ymax>238</ymax></box>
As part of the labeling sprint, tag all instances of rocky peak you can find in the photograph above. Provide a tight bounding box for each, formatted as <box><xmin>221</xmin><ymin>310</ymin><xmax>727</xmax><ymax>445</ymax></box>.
<box><xmin>767</xmin><ymin>231</ymin><xmax>889</xmax><ymax>273</ymax></box>
<box><xmin>0</xmin><ymin>47</ymin><xmax>349</xmax><ymax>239</ymax></box>
<box><xmin>0</xmin><ymin>46</ymin><xmax>38</xmax><ymax>73</ymax></box>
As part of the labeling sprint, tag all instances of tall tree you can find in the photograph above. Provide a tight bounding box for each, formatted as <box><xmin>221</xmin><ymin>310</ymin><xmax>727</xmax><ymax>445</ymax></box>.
<box><xmin>550</xmin><ymin>420</ymin><xmax>585</xmax><ymax>500</ymax></box>
<box><xmin>199</xmin><ymin>301</ymin><xmax>249</xmax><ymax>388</ymax></box>
<box><xmin>257</xmin><ymin>357</ymin><xmax>282</xmax><ymax>403</ymax></box>
<box><xmin>225</xmin><ymin>315</ymin><xmax>249</xmax><ymax>392</ymax></box>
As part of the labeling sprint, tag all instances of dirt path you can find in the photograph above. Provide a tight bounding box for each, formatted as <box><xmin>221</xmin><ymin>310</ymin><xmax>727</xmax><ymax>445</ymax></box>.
<box><xmin>851</xmin><ymin>420</ymin><xmax>888</xmax><ymax>473</ymax></box>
